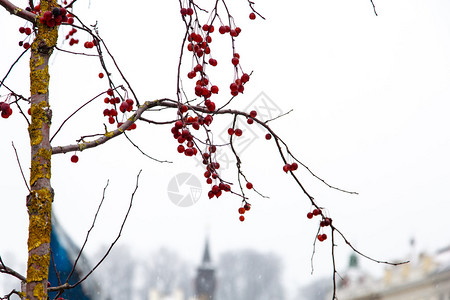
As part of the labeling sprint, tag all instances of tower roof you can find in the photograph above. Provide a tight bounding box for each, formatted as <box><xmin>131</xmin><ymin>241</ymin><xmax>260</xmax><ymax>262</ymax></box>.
<box><xmin>202</xmin><ymin>238</ymin><xmax>211</xmax><ymax>265</ymax></box>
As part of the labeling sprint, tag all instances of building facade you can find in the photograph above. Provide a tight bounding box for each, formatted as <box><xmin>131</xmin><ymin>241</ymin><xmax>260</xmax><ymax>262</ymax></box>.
<box><xmin>335</xmin><ymin>247</ymin><xmax>450</xmax><ymax>300</ymax></box>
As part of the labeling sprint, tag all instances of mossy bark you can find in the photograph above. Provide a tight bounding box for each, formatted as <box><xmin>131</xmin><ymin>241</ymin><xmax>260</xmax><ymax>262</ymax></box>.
<box><xmin>26</xmin><ymin>1</ymin><xmax>58</xmax><ymax>299</ymax></box>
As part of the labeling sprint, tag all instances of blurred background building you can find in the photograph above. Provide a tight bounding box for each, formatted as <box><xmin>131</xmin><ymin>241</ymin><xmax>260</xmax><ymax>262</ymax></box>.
<box><xmin>333</xmin><ymin>242</ymin><xmax>450</xmax><ymax>300</ymax></box>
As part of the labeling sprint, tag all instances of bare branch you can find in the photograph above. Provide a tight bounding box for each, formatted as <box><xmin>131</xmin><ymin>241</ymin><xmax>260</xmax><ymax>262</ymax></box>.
<box><xmin>0</xmin><ymin>256</ymin><xmax>26</xmax><ymax>282</ymax></box>
<box><xmin>48</xmin><ymin>170</ymin><xmax>142</xmax><ymax>293</ymax></box>
<box><xmin>0</xmin><ymin>0</ymin><xmax>37</xmax><ymax>22</ymax></box>
<box><xmin>51</xmin><ymin>99</ymin><xmax>169</xmax><ymax>154</ymax></box>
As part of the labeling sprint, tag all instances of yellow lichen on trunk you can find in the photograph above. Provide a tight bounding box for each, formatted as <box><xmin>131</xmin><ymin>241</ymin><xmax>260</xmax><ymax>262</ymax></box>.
<box><xmin>26</xmin><ymin>0</ymin><xmax>59</xmax><ymax>299</ymax></box>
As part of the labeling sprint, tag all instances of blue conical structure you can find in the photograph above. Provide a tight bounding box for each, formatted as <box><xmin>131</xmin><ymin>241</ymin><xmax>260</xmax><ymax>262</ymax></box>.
<box><xmin>48</xmin><ymin>215</ymin><xmax>99</xmax><ymax>300</ymax></box>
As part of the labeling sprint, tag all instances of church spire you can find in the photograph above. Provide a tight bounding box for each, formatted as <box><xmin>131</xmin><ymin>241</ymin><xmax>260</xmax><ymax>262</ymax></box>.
<box><xmin>195</xmin><ymin>237</ymin><xmax>216</xmax><ymax>300</ymax></box>
<box><xmin>202</xmin><ymin>237</ymin><xmax>211</xmax><ymax>265</ymax></box>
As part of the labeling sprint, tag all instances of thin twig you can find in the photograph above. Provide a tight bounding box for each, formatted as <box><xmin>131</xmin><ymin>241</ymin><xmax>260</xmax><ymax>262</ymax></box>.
<box><xmin>50</xmin><ymin>88</ymin><xmax>122</xmax><ymax>143</ymax></box>
<box><xmin>0</xmin><ymin>47</ymin><xmax>29</xmax><ymax>90</ymax></box>
<box><xmin>123</xmin><ymin>132</ymin><xmax>172</xmax><ymax>163</ymax></box>
<box><xmin>370</xmin><ymin>0</ymin><xmax>378</xmax><ymax>16</ymax></box>
<box><xmin>11</xmin><ymin>142</ymin><xmax>30</xmax><ymax>192</ymax></box>
<box><xmin>67</xmin><ymin>179</ymin><xmax>110</xmax><ymax>282</ymax></box>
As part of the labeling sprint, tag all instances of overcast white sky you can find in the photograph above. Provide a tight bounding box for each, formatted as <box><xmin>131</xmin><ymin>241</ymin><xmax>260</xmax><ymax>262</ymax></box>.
<box><xmin>1</xmin><ymin>0</ymin><xmax>450</xmax><ymax>298</ymax></box>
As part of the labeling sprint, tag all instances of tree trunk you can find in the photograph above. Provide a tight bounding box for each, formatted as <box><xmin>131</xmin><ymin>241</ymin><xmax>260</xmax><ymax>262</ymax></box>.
<box><xmin>26</xmin><ymin>1</ymin><xmax>58</xmax><ymax>299</ymax></box>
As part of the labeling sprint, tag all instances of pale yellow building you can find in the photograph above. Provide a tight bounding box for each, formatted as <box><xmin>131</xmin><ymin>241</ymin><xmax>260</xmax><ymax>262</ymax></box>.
<box><xmin>335</xmin><ymin>246</ymin><xmax>450</xmax><ymax>300</ymax></box>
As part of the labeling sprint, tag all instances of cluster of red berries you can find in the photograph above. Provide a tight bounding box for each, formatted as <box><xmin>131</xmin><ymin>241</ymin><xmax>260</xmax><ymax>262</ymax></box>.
<box><xmin>0</xmin><ymin>102</ymin><xmax>12</xmax><ymax>118</ymax></box>
<box><xmin>39</xmin><ymin>7</ymin><xmax>72</xmax><ymax>27</ymax></box>
<box><xmin>317</xmin><ymin>234</ymin><xmax>327</xmax><ymax>242</ymax></box>
<box><xmin>180</xmin><ymin>7</ymin><xmax>194</xmax><ymax>16</ymax></box>
<box><xmin>307</xmin><ymin>208</ymin><xmax>322</xmax><ymax>219</ymax></box>
<box><xmin>17</xmin><ymin>25</ymin><xmax>33</xmax><ymax>49</ymax></box>
<box><xmin>18</xmin><ymin>26</ymin><xmax>32</xmax><ymax>35</ymax></box>
<box><xmin>102</xmin><ymin>89</ymin><xmax>136</xmax><ymax>130</ymax></box>
<box><xmin>218</xmin><ymin>25</ymin><xmax>241</xmax><ymax>37</ymax></box>
<box><xmin>230</xmin><ymin>69</ymin><xmax>250</xmax><ymax>96</ymax></box>
<box><xmin>238</xmin><ymin>203</ymin><xmax>251</xmax><ymax>221</ymax></box>
<box><xmin>171</xmin><ymin>118</ymin><xmax>202</xmax><ymax>157</ymax></box>
<box><xmin>282</xmin><ymin>162</ymin><xmax>298</xmax><ymax>173</ymax></box>
<box><xmin>66</xmin><ymin>27</ymin><xmax>79</xmax><ymax>45</ymax></box>
<box><xmin>83</xmin><ymin>39</ymin><xmax>97</xmax><ymax>49</ymax></box>
<box><xmin>227</xmin><ymin>128</ymin><xmax>243</xmax><ymax>136</ymax></box>
<box><xmin>306</xmin><ymin>208</ymin><xmax>331</xmax><ymax>242</ymax></box>
<box><xmin>178</xmin><ymin>7</ymin><xmax>260</xmax><ymax>220</ymax></box>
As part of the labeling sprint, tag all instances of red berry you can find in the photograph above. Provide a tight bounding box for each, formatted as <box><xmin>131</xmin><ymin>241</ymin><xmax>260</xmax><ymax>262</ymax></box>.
<box><xmin>307</xmin><ymin>212</ymin><xmax>313</xmax><ymax>219</ymax></box>
<box><xmin>239</xmin><ymin>215</ymin><xmax>245</xmax><ymax>222</ymax></box>
<box><xmin>67</xmin><ymin>17</ymin><xmax>74</xmax><ymax>24</ymax></box>
<box><xmin>247</xmin><ymin>118</ymin><xmax>253</xmax><ymax>125</ymax></box>
<box><xmin>107</xmin><ymin>88</ymin><xmax>114</xmax><ymax>96</ymax></box>
<box><xmin>19</xmin><ymin>27</ymin><xmax>26</xmax><ymax>33</ymax></box>
<box><xmin>43</xmin><ymin>10</ymin><xmax>52</xmax><ymax>20</ymax></box>
<box><xmin>231</xmin><ymin>57</ymin><xmax>239</xmax><ymax>66</ymax></box>
<box><xmin>177</xmin><ymin>145</ymin><xmax>185</xmax><ymax>153</ymax></box>
<box><xmin>109</xmin><ymin>109</ymin><xmax>118</xmax><ymax>117</ymax></box>
<box><xmin>241</xmin><ymin>73</ymin><xmax>250</xmax><ymax>83</ymax></box>
<box><xmin>290</xmin><ymin>162</ymin><xmax>298</xmax><ymax>171</ymax></box>
<box><xmin>246</xmin><ymin>182</ymin><xmax>253</xmax><ymax>189</ymax></box>
<box><xmin>312</xmin><ymin>208</ymin><xmax>321</xmax><ymax>216</ymax></box>
<box><xmin>186</xmin><ymin>8</ymin><xmax>193</xmax><ymax>15</ymax></box>
<box><xmin>185</xmin><ymin>148</ymin><xmax>194</xmax><ymax>156</ymax></box>
<box><xmin>46</xmin><ymin>19</ymin><xmax>56</xmax><ymax>27</ymax></box>
<box><xmin>211</xmin><ymin>85</ymin><xmax>219</xmax><ymax>94</ymax></box>
<box><xmin>119</xmin><ymin>102</ymin><xmax>129</xmax><ymax>113</ymax></box>
<box><xmin>238</xmin><ymin>207</ymin><xmax>246</xmax><ymax>214</ymax></box>
<box><xmin>219</xmin><ymin>26</ymin><xmax>226</xmax><ymax>34</ymax></box>
<box><xmin>249</xmin><ymin>12</ymin><xmax>256</xmax><ymax>20</ymax></box>
<box><xmin>244</xmin><ymin>203</ymin><xmax>251</xmax><ymax>211</ymax></box>
<box><xmin>126</xmin><ymin>99</ymin><xmax>134</xmax><ymax>106</ymax></box>
<box><xmin>180</xmin><ymin>8</ymin><xmax>187</xmax><ymax>15</ymax></box>
<box><xmin>265</xmin><ymin>133</ymin><xmax>272</xmax><ymax>140</ymax></box>
<box><xmin>98</xmin><ymin>72</ymin><xmax>104</xmax><ymax>78</ymax></box>
<box><xmin>249</xmin><ymin>110</ymin><xmax>257</xmax><ymax>118</ymax></box>
<box><xmin>23</xmin><ymin>42</ymin><xmax>30</xmax><ymax>49</ymax></box>
<box><xmin>70</xmin><ymin>155</ymin><xmax>79</xmax><ymax>163</ymax></box>
<box><xmin>234</xmin><ymin>129</ymin><xmax>242</xmax><ymax>136</ymax></box>
<box><xmin>227</xmin><ymin>128</ymin><xmax>234</xmax><ymax>135</ymax></box>
<box><xmin>283</xmin><ymin>164</ymin><xmax>290</xmax><ymax>172</ymax></box>
<box><xmin>108</xmin><ymin>116</ymin><xmax>115</xmax><ymax>124</ymax></box>
<box><xmin>209</xmin><ymin>58</ymin><xmax>217</xmax><ymax>66</ymax></box>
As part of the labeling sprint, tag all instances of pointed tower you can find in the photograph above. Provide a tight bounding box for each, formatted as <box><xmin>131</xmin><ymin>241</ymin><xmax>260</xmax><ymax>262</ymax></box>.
<box><xmin>194</xmin><ymin>238</ymin><xmax>216</xmax><ymax>300</ymax></box>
